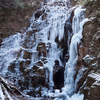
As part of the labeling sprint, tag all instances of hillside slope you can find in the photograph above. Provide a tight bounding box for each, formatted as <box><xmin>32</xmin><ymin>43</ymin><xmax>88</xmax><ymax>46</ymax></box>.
<box><xmin>0</xmin><ymin>0</ymin><xmax>44</xmax><ymax>39</ymax></box>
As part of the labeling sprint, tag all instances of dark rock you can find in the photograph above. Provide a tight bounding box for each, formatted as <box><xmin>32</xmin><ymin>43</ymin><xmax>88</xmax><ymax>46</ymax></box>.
<box><xmin>53</xmin><ymin>60</ymin><xmax>64</xmax><ymax>89</ymax></box>
<box><xmin>37</xmin><ymin>42</ymin><xmax>46</xmax><ymax>57</ymax></box>
<box><xmin>70</xmin><ymin>0</ymin><xmax>78</xmax><ymax>6</ymax></box>
<box><xmin>0</xmin><ymin>75</ymin><xmax>33</xmax><ymax>100</ymax></box>
<box><xmin>22</xmin><ymin>37</ymin><xmax>35</xmax><ymax>49</ymax></box>
<box><xmin>17</xmin><ymin>61</ymin><xmax>45</xmax><ymax>96</ymax></box>
<box><xmin>65</xmin><ymin>53</ymin><xmax>69</xmax><ymax>62</ymax></box>
<box><xmin>41</xmin><ymin>57</ymin><xmax>47</xmax><ymax>63</ymax></box>
<box><xmin>0</xmin><ymin>39</ymin><xmax>3</xmax><ymax>46</ymax></box>
<box><xmin>19</xmin><ymin>60</ymin><xmax>31</xmax><ymax>73</ymax></box>
<box><xmin>35</xmin><ymin>10</ymin><xmax>45</xmax><ymax>20</ymax></box>
<box><xmin>42</xmin><ymin>13</ymin><xmax>47</xmax><ymax>20</ymax></box>
<box><xmin>82</xmin><ymin>87</ymin><xmax>90</xmax><ymax>100</ymax></box>
<box><xmin>83</xmin><ymin>72</ymin><xmax>100</xmax><ymax>100</ymax></box>
<box><xmin>26</xmin><ymin>30</ymin><xmax>37</xmax><ymax>36</ymax></box>
<box><xmin>23</xmin><ymin>50</ymin><xmax>32</xmax><ymax>59</ymax></box>
<box><xmin>8</xmin><ymin>61</ymin><xmax>16</xmax><ymax>73</ymax></box>
<box><xmin>35</xmin><ymin>60</ymin><xmax>44</xmax><ymax>67</ymax></box>
<box><xmin>37</xmin><ymin>68</ymin><xmax>45</xmax><ymax>75</ymax></box>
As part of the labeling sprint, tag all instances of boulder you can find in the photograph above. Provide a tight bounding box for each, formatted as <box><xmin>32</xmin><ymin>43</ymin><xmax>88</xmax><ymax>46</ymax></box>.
<box><xmin>53</xmin><ymin>60</ymin><xmax>64</xmax><ymax>89</ymax></box>
<box><xmin>83</xmin><ymin>72</ymin><xmax>100</xmax><ymax>100</ymax></box>
<box><xmin>8</xmin><ymin>61</ymin><xmax>16</xmax><ymax>73</ymax></box>
<box><xmin>26</xmin><ymin>30</ymin><xmax>37</xmax><ymax>36</ymax></box>
<box><xmin>18</xmin><ymin>61</ymin><xmax>45</xmax><ymax>96</ymax></box>
<box><xmin>33</xmin><ymin>61</ymin><xmax>45</xmax><ymax>75</ymax></box>
<box><xmin>19</xmin><ymin>60</ymin><xmax>31</xmax><ymax>73</ymax></box>
<box><xmin>37</xmin><ymin>42</ymin><xmax>46</xmax><ymax>57</ymax></box>
<box><xmin>0</xmin><ymin>75</ymin><xmax>33</xmax><ymax>100</ymax></box>
<box><xmin>35</xmin><ymin>10</ymin><xmax>45</xmax><ymax>20</ymax></box>
<box><xmin>23</xmin><ymin>50</ymin><xmax>32</xmax><ymax>59</ymax></box>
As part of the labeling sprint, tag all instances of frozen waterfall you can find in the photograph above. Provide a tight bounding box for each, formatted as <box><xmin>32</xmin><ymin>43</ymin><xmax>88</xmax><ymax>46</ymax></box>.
<box><xmin>0</xmin><ymin>0</ymin><xmax>88</xmax><ymax>100</ymax></box>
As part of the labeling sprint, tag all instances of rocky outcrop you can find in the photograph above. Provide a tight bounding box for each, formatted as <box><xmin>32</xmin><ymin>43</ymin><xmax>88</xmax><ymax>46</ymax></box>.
<box><xmin>69</xmin><ymin>0</ymin><xmax>100</xmax><ymax>99</ymax></box>
<box><xmin>53</xmin><ymin>60</ymin><xmax>64</xmax><ymax>89</ymax></box>
<box><xmin>0</xmin><ymin>75</ymin><xmax>33</xmax><ymax>100</ymax></box>
<box><xmin>71</xmin><ymin>0</ymin><xmax>100</xmax><ymax>99</ymax></box>
<box><xmin>7</xmin><ymin>59</ymin><xmax>46</xmax><ymax>97</ymax></box>
<box><xmin>81</xmin><ymin>72</ymin><xmax>100</xmax><ymax>100</ymax></box>
<box><xmin>37</xmin><ymin>42</ymin><xmax>46</xmax><ymax>57</ymax></box>
<box><xmin>35</xmin><ymin>10</ymin><xmax>45</xmax><ymax>20</ymax></box>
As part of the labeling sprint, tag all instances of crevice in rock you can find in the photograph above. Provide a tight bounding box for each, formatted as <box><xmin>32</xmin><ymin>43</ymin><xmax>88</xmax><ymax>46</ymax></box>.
<box><xmin>53</xmin><ymin>60</ymin><xmax>64</xmax><ymax>90</ymax></box>
<box><xmin>53</xmin><ymin>10</ymin><xmax>75</xmax><ymax>90</ymax></box>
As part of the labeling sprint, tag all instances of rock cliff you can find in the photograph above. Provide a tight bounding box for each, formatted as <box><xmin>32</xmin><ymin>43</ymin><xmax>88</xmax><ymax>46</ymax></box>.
<box><xmin>70</xmin><ymin>0</ymin><xmax>100</xmax><ymax>100</ymax></box>
<box><xmin>82</xmin><ymin>0</ymin><xmax>100</xmax><ymax>99</ymax></box>
<box><xmin>0</xmin><ymin>0</ymin><xmax>44</xmax><ymax>39</ymax></box>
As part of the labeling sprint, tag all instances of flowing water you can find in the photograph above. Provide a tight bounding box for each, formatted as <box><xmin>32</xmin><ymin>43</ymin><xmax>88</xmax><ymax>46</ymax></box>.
<box><xmin>0</xmin><ymin>0</ymin><xmax>88</xmax><ymax>99</ymax></box>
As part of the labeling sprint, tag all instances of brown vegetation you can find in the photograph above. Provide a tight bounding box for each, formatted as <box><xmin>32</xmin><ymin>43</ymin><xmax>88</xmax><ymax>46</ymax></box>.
<box><xmin>0</xmin><ymin>0</ymin><xmax>44</xmax><ymax>39</ymax></box>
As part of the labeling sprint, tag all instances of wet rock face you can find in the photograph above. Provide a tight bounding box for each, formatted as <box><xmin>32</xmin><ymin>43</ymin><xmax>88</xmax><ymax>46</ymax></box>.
<box><xmin>37</xmin><ymin>42</ymin><xmax>46</xmax><ymax>57</ymax></box>
<box><xmin>0</xmin><ymin>39</ymin><xmax>3</xmax><ymax>47</ymax></box>
<box><xmin>6</xmin><ymin>57</ymin><xmax>46</xmax><ymax>97</ymax></box>
<box><xmin>82</xmin><ymin>72</ymin><xmax>100</xmax><ymax>100</ymax></box>
<box><xmin>53</xmin><ymin>60</ymin><xmax>64</xmax><ymax>89</ymax></box>
<box><xmin>0</xmin><ymin>75</ymin><xmax>34</xmax><ymax>100</ymax></box>
<box><xmin>74</xmin><ymin>45</ymin><xmax>89</xmax><ymax>92</ymax></box>
<box><xmin>35</xmin><ymin>10</ymin><xmax>45</xmax><ymax>20</ymax></box>
<box><xmin>78</xmin><ymin>0</ymin><xmax>100</xmax><ymax>99</ymax></box>
<box><xmin>8</xmin><ymin>61</ymin><xmax>16</xmax><ymax>73</ymax></box>
<box><xmin>70</xmin><ymin>0</ymin><xmax>78</xmax><ymax>6</ymax></box>
<box><xmin>76</xmin><ymin>45</ymin><xmax>88</xmax><ymax>71</ymax></box>
<box><xmin>23</xmin><ymin>50</ymin><xmax>32</xmax><ymax>59</ymax></box>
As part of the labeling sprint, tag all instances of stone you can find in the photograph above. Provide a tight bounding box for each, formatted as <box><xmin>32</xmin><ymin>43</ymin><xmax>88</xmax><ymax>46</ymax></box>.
<box><xmin>19</xmin><ymin>60</ymin><xmax>31</xmax><ymax>73</ymax></box>
<box><xmin>82</xmin><ymin>72</ymin><xmax>100</xmax><ymax>100</ymax></box>
<box><xmin>79</xmin><ymin>46</ymin><xmax>88</xmax><ymax>59</ymax></box>
<box><xmin>33</xmin><ymin>61</ymin><xmax>45</xmax><ymax>75</ymax></box>
<box><xmin>90</xmin><ymin>86</ymin><xmax>99</xmax><ymax>95</ymax></box>
<box><xmin>41</xmin><ymin>57</ymin><xmax>47</xmax><ymax>64</ymax></box>
<box><xmin>35</xmin><ymin>10</ymin><xmax>45</xmax><ymax>20</ymax></box>
<box><xmin>53</xmin><ymin>60</ymin><xmax>64</xmax><ymax>89</ymax></box>
<box><xmin>8</xmin><ymin>61</ymin><xmax>16</xmax><ymax>73</ymax></box>
<box><xmin>36</xmin><ymin>60</ymin><xmax>44</xmax><ymax>67</ymax></box>
<box><xmin>37</xmin><ymin>42</ymin><xmax>46</xmax><ymax>57</ymax></box>
<box><xmin>0</xmin><ymin>75</ymin><xmax>32</xmax><ymax>100</ymax></box>
<box><xmin>87</xmin><ymin>73</ymin><xmax>97</xmax><ymax>87</ymax></box>
<box><xmin>42</xmin><ymin>13</ymin><xmax>47</xmax><ymax>20</ymax></box>
<box><xmin>0</xmin><ymin>39</ymin><xmax>2</xmax><ymax>47</ymax></box>
<box><xmin>37</xmin><ymin>68</ymin><xmax>45</xmax><ymax>75</ymax></box>
<box><xmin>23</xmin><ymin>50</ymin><xmax>32</xmax><ymax>59</ymax></box>
<box><xmin>64</xmin><ymin>53</ymin><xmax>69</xmax><ymax>62</ymax></box>
<box><xmin>83</xmin><ymin>55</ymin><xmax>97</xmax><ymax>68</ymax></box>
<box><xmin>26</xmin><ymin>30</ymin><xmax>37</xmax><ymax>36</ymax></box>
<box><xmin>76</xmin><ymin>68</ymin><xmax>89</xmax><ymax>92</ymax></box>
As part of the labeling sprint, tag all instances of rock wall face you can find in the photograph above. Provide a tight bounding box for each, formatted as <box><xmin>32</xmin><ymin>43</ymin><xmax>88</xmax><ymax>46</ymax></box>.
<box><xmin>70</xmin><ymin>0</ymin><xmax>100</xmax><ymax>99</ymax></box>
<box><xmin>71</xmin><ymin>0</ymin><xmax>100</xmax><ymax>99</ymax></box>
